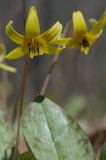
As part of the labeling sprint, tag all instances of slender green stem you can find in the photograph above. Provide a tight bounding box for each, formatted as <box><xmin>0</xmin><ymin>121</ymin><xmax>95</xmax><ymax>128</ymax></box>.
<box><xmin>12</xmin><ymin>0</ymin><xmax>27</xmax><ymax>124</ymax></box>
<box><xmin>13</xmin><ymin>54</ymin><xmax>29</xmax><ymax>160</ymax></box>
<box><xmin>40</xmin><ymin>21</ymin><xmax>72</xmax><ymax>96</ymax></box>
<box><xmin>13</xmin><ymin>1</ymin><xmax>28</xmax><ymax>159</ymax></box>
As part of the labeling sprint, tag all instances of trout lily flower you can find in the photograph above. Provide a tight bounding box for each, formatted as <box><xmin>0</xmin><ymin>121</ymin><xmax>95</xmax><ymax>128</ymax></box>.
<box><xmin>0</xmin><ymin>42</ymin><xmax>16</xmax><ymax>72</ymax></box>
<box><xmin>5</xmin><ymin>6</ymin><xmax>63</xmax><ymax>60</ymax></box>
<box><xmin>53</xmin><ymin>10</ymin><xmax>106</xmax><ymax>54</ymax></box>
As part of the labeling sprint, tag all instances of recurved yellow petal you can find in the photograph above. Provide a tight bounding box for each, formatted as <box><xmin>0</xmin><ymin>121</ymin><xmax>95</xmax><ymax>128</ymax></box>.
<box><xmin>5</xmin><ymin>46</ymin><xmax>28</xmax><ymax>60</ymax></box>
<box><xmin>73</xmin><ymin>11</ymin><xmax>88</xmax><ymax>36</ymax></box>
<box><xmin>89</xmin><ymin>10</ymin><xmax>106</xmax><ymax>37</ymax></box>
<box><xmin>89</xmin><ymin>19</ymin><xmax>98</xmax><ymax>26</ymax></box>
<box><xmin>6</xmin><ymin>21</ymin><xmax>24</xmax><ymax>45</ymax></box>
<box><xmin>25</xmin><ymin>6</ymin><xmax>40</xmax><ymax>38</ymax></box>
<box><xmin>41</xmin><ymin>44</ymin><xmax>63</xmax><ymax>54</ymax></box>
<box><xmin>52</xmin><ymin>38</ymin><xmax>78</xmax><ymax>48</ymax></box>
<box><xmin>38</xmin><ymin>21</ymin><xmax>62</xmax><ymax>44</ymax></box>
<box><xmin>86</xmin><ymin>35</ymin><xmax>96</xmax><ymax>44</ymax></box>
<box><xmin>0</xmin><ymin>63</ymin><xmax>17</xmax><ymax>72</ymax></box>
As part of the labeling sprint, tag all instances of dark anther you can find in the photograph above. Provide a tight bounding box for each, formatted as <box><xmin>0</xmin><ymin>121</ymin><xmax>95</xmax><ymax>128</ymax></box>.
<box><xmin>82</xmin><ymin>38</ymin><xmax>89</xmax><ymax>47</ymax></box>
<box><xmin>28</xmin><ymin>43</ymin><xmax>31</xmax><ymax>54</ymax></box>
<box><xmin>28</xmin><ymin>43</ymin><xmax>31</xmax><ymax>48</ymax></box>
<box><xmin>37</xmin><ymin>42</ymin><xmax>39</xmax><ymax>54</ymax></box>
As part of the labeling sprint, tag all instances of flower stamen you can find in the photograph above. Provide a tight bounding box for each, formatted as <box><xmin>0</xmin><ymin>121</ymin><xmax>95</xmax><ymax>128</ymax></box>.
<box><xmin>37</xmin><ymin>42</ymin><xmax>39</xmax><ymax>55</ymax></box>
<box><xmin>28</xmin><ymin>43</ymin><xmax>31</xmax><ymax>54</ymax></box>
<box><xmin>28</xmin><ymin>39</ymin><xmax>40</xmax><ymax>58</ymax></box>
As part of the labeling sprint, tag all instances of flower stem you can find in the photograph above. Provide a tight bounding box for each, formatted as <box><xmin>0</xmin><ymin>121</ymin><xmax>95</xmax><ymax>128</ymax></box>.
<box><xmin>13</xmin><ymin>54</ymin><xmax>29</xmax><ymax>160</ymax></box>
<box><xmin>40</xmin><ymin>20</ymin><xmax>71</xmax><ymax>96</ymax></box>
<box><xmin>40</xmin><ymin>54</ymin><xmax>59</xmax><ymax>95</ymax></box>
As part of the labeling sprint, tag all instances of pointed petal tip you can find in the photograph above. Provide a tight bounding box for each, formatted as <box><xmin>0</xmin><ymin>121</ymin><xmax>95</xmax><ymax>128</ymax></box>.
<box><xmin>0</xmin><ymin>63</ymin><xmax>17</xmax><ymax>72</ymax></box>
<box><xmin>5</xmin><ymin>54</ymin><xmax>13</xmax><ymax>60</ymax></box>
<box><xmin>8</xmin><ymin>21</ymin><xmax>13</xmax><ymax>25</ymax></box>
<box><xmin>30</xmin><ymin>6</ymin><xmax>36</xmax><ymax>10</ymax></box>
<box><xmin>73</xmin><ymin>10</ymin><xmax>81</xmax><ymax>14</ymax></box>
<box><xmin>56</xmin><ymin>21</ymin><xmax>62</xmax><ymax>27</ymax></box>
<box><xmin>73</xmin><ymin>11</ymin><xmax>83</xmax><ymax>17</ymax></box>
<box><xmin>6</xmin><ymin>21</ymin><xmax>13</xmax><ymax>32</ymax></box>
<box><xmin>80</xmin><ymin>46</ymin><xmax>90</xmax><ymax>55</ymax></box>
<box><xmin>38</xmin><ymin>21</ymin><xmax>62</xmax><ymax>44</ymax></box>
<box><xmin>5</xmin><ymin>46</ymin><xmax>28</xmax><ymax>60</ymax></box>
<box><xmin>29</xmin><ymin>6</ymin><xmax>37</xmax><ymax>13</ymax></box>
<box><xmin>25</xmin><ymin>5</ymin><xmax>40</xmax><ymax>38</ymax></box>
<box><xmin>5</xmin><ymin>55</ymin><xmax>12</xmax><ymax>60</ymax></box>
<box><xmin>84</xmin><ymin>51</ymin><xmax>89</xmax><ymax>55</ymax></box>
<box><xmin>54</xmin><ymin>21</ymin><xmax>63</xmax><ymax>34</ymax></box>
<box><xmin>89</xmin><ymin>9</ymin><xmax>106</xmax><ymax>38</ymax></box>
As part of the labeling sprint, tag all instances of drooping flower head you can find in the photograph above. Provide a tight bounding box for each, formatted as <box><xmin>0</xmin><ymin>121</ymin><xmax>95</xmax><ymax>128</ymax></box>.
<box><xmin>53</xmin><ymin>10</ymin><xmax>106</xmax><ymax>54</ymax></box>
<box><xmin>5</xmin><ymin>6</ymin><xmax>63</xmax><ymax>59</ymax></box>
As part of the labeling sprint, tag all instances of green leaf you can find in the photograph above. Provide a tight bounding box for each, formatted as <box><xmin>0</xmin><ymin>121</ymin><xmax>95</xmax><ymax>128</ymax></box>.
<box><xmin>22</xmin><ymin>95</ymin><xmax>97</xmax><ymax>160</ymax></box>
<box><xmin>8</xmin><ymin>147</ymin><xmax>19</xmax><ymax>160</ymax></box>
<box><xmin>99</xmin><ymin>140</ymin><xmax>106</xmax><ymax>160</ymax></box>
<box><xmin>20</xmin><ymin>151</ymin><xmax>33</xmax><ymax>160</ymax></box>
<box><xmin>0</xmin><ymin>107</ymin><xmax>15</xmax><ymax>159</ymax></box>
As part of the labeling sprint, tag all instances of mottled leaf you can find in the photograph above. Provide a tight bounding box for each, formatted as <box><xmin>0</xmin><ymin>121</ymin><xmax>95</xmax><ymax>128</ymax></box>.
<box><xmin>20</xmin><ymin>151</ymin><xmax>33</xmax><ymax>160</ymax></box>
<box><xmin>8</xmin><ymin>147</ymin><xmax>19</xmax><ymax>160</ymax></box>
<box><xmin>0</xmin><ymin>107</ymin><xmax>15</xmax><ymax>159</ymax></box>
<box><xmin>99</xmin><ymin>140</ymin><xmax>106</xmax><ymax>160</ymax></box>
<box><xmin>22</xmin><ymin>95</ymin><xmax>97</xmax><ymax>160</ymax></box>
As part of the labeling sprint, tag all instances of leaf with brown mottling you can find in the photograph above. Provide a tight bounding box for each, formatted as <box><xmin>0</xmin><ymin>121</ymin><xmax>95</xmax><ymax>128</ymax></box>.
<box><xmin>100</xmin><ymin>140</ymin><xmax>106</xmax><ymax>160</ymax></box>
<box><xmin>22</xmin><ymin>95</ymin><xmax>97</xmax><ymax>160</ymax></box>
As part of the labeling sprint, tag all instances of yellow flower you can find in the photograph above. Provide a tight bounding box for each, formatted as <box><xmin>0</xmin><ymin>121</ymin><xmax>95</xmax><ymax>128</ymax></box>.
<box><xmin>0</xmin><ymin>42</ymin><xmax>16</xmax><ymax>72</ymax></box>
<box><xmin>53</xmin><ymin>10</ymin><xmax>106</xmax><ymax>54</ymax></box>
<box><xmin>5</xmin><ymin>6</ymin><xmax>62</xmax><ymax>60</ymax></box>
